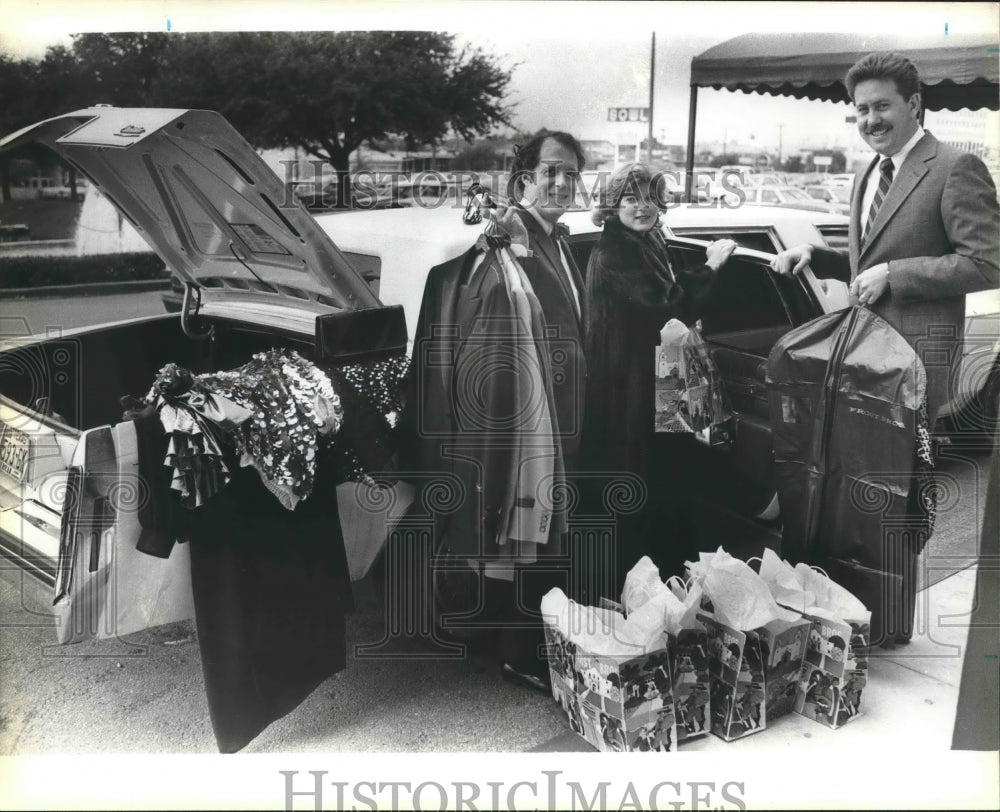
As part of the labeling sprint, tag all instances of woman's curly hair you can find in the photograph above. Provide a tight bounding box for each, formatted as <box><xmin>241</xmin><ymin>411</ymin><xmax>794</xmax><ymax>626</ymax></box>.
<box><xmin>591</xmin><ymin>163</ymin><xmax>669</xmax><ymax>226</ymax></box>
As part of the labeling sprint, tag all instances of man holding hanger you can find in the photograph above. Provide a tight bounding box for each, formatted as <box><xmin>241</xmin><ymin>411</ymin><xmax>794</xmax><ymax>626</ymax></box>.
<box><xmin>771</xmin><ymin>50</ymin><xmax>999</xmax><ymax>645</ymax></box>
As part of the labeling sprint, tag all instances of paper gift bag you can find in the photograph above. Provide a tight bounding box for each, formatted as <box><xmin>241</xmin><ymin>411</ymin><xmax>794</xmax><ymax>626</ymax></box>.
<box><xmin>654</xmin><ymin>320</ymin><xmax>734</xmax><ymax>445</ymax></box>
<box><xmin>544</xmin><ymin>622</ymin><xmax>678</xmax><ymax>752</ymax></box>
<box><xmin>750</xmin><ymin>617</ymin><xmax>810</xmax><ymax>721</ymax></box>
<box><xmin>699</xmin><ymin>612</ymin><xmax>810</xmax><ymax>741</ymax></box>
<box><xmin>794</xmin><ymin>613</ymin><xmax>870</xmax><ymax>729</ymax></box>
<box><xmin>699</xmin><ymin>613</ymin><xmax>765</xmax><ymax>741</ymax></box>
<box><xmin>668</xmin><ymin>626</ymin><xmax>711</xmax><ymax>743</ymax></box>
<box><xmin>53</xmin><ymin>421</ymin><xmax>195</xmax><ymax>645</ymax></box>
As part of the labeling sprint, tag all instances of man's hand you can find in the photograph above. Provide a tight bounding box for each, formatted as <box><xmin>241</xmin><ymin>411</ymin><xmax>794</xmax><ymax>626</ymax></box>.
<box><xmin>770</xmin><ymin>244</ymin><xmax>814</xmax><ymax>277</ymax></box>
<box><xmin>850</xmin><ymin>263</ymin><xmax>890</xmax><ymax>305</ymax></box>
<box><xmin>476</xmin><ymin>196</ymin><xmax>529</xmax><ymax>248</ymax></box>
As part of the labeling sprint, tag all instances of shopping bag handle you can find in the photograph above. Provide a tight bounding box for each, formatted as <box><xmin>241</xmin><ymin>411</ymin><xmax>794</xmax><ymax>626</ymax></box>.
<box><xmin>810</xmin><ymin>565</ymin><xmax>829</xmax><ymax>579</ymax></box>
<box><xmin>664</xmin><ymin>574</ymin><xmax>689</xmax><ymax>597</ymax></box>
<box><xmin>745</xmin><ymin>556</ymin><xmax>762</xmax><ymax>572</ymax></box>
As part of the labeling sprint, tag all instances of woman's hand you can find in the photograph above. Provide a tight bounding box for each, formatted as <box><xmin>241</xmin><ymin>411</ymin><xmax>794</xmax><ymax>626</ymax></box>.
<box><xmin>705</xmin><ymin>238</ymin><xmax>737</xmax><ymax>271</ymax></box>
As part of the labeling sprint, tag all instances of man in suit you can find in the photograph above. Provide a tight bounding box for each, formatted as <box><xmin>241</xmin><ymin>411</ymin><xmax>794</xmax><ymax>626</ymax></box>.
<box><xmin>401</xmin><ymin>131</ymin><xmax>587</xmax><ymax>691</ymax></box>
<box><xmin>772</xmin><ymin>51</ymin><xmax>999</xmax><ymax>644</ymax></box>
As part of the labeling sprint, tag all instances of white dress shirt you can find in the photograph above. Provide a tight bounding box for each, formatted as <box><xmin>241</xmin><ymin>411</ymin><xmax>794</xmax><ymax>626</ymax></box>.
<box><xmin>861</xmin><ymin>126</ymin><xmax>925</xmax><ymax>238</ymax></box>
<box><xmin>521</xmin><ymin>201</ymin><xmax>582</xmax><ymax>315</ymax></box>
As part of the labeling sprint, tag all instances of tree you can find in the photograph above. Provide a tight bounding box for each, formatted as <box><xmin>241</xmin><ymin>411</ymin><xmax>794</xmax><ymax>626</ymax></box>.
<box><xmin>157</xmin><ymin>32</ymin><xmax>514</xmax><ymax>206</ymax></box>
<box><xmin>0</xmin><ymin>54</ymin><xmax>37</xmax><ymax>202</ymax></box>
<box><xmin>70</xmin><ymin>33</ymin><xmax>171</xmax><ymax>107</ymax></box>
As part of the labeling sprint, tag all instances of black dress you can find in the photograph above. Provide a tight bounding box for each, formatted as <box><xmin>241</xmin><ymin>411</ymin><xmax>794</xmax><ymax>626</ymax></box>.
<box><xmin>581</xmin><ymin>218</ymin><xmax>715</xmax><ymax>594</ymax></box>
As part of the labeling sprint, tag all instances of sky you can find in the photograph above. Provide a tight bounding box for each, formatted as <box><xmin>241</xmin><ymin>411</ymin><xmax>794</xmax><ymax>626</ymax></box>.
<box><xmin>2</xmin><ymin>0</ymin><xmax>997</xmax><ymax>158</ymax></box>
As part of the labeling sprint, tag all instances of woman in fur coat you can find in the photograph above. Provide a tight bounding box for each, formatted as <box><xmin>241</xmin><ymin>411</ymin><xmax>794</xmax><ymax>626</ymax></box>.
<box><xmin>581</xmin><ymin>163</ymin><xmax>736</xmax><ymax>595</ymax></box>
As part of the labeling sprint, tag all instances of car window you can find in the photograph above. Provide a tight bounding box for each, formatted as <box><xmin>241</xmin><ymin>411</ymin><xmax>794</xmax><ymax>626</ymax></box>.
<box><xmin>663</xmin><ymin>243</ymin><xmax>792</xmax><ymax>336</ymax></box>
<box><xmin>783</xmin><ymin>189</ymin><xmax>810</xmax><ymax>201</ymax></box>
<box><xmin>670</xmin><ymin>227</ymin><xmax>779</xmax><ymax>254</ymax></box>
<box><xmin>699</xmin><ymin>257</ymin><xmax>793</xmax><ymax>336</ymax></box>
<box><xmin>566</xmin><ymin>234</ymin><xmax>598</xmax><ymax>278</ymax></box>
<box><xmin>761</xmin><ymin>190</ymin><xmax>779</xmax><ymax>204</ymax></box>
<box><xmin>805</xmin><ymin>188</ymin><xmax>827</xmax><ymax>201</ymax></box>
<box><xmin>817</xmin><ymin>224</ymin><xmax>849</xmax><ymax>251</ymax></box>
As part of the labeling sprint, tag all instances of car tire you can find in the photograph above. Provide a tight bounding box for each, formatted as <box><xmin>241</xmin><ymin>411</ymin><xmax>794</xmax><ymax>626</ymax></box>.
<box><xmin>940</xmin><ymin>354</ymin><xmax>1000</xmax><ymax>448</ymax></box>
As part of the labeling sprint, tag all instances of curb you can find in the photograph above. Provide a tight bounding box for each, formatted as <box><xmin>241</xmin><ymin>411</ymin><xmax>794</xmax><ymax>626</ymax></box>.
<box><xmin>0</xmin><ymin>279</ymin><xmax>170</xmax><ymax>300</ymax></box>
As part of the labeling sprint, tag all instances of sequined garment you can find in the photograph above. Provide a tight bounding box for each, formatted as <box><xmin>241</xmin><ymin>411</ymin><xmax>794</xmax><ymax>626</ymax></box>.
<box><xmin>914</xmin><ymin>403</ymin><xmax>937</xmax><ymax>538</ymax></box>
<box><xmin>146</xmin><ymin>350</ymin><xmax>343</xmax><ymax>510</ymax></box>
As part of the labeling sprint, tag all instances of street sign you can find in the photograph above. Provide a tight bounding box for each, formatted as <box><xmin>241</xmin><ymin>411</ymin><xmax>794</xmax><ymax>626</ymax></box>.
<box><xmin>814</xmin><ymin>156</ymin><xmax>833</xmax><ymax>167</ymax></box>
<box><xmin>608</xmin><ymin>107</ymin><xmax>650</xmax><ymax>123</ymax></box>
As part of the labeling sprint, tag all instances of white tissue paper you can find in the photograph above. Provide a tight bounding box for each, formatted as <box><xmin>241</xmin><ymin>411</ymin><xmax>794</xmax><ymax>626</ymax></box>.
<box><xmin>621</xmin><ymin>555</ymin><xmax>668</xmax><ymax>615</ymax></box>
<box><xmin>758</xmin><ymin>548</ymin><xmax>815</xmax><ymax>613</ymax></box>
<box><xmin>689</xmin><ymin>546</ymin><xmax>800</xmax><ymax>630</ymax></box>
<box><xmin>541</xmin><ymin>583</ymin><xmax>668</xmax><ymax>658</ymax></box>
<box><xmin>793</xmin><ymin>563</ymin><xmax>871</xmax><ymax>623</ymax></box>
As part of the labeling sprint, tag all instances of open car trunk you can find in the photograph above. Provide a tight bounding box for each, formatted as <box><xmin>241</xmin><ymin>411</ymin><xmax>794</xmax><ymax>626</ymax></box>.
<box><xmin>0</xmin><ymin>107</ymin><xmax>414</xmax><ymax>753</ymax></box>
<box><xmin>0</xmin><ymin>313</ymin><xmax>322</xmax><ymax>582</ymax></box>
<box><xmin>0</xmin><ymin>106</ymin><xmax>394</xmax><ymax>591</ymax></box>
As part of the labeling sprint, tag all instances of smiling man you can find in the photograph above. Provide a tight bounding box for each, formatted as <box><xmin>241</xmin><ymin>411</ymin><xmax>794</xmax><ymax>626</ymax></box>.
<box><xmin>772</xmin><ymin>51</ymin><xmax>999</xmax><ymax>421</ymax></box>
<box><xmin>770</xmin><ymin>51</ymin><xmax>999</xmax><ymax>647</ymax></box>
<box><xmin>402</xmin><ymin>130</ymin><xmax>589</xmax><ymax>694</ymax></box>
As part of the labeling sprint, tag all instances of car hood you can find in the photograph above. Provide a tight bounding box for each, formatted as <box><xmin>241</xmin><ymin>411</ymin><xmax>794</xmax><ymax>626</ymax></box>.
<box><xmin>0</xmin><ymin>107</ymin><xmax>379</xmax><ymax>311</ymax></box>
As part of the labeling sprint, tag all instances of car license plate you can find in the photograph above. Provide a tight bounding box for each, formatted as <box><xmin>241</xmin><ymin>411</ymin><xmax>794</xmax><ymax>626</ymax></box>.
<box><xmin>0</xmin><ymin>422</ymin><xmax>30</xmax><ymax>482</ymax></box>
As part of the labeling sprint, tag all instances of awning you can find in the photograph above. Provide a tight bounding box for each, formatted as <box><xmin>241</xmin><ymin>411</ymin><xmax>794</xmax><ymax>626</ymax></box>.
<box><xmin>683</xmin><ymin>32</ymin><xmax>999</xmax><ymax>199</ymax></box>
<box><xmin>690</xmin><ymin>32</ymin><xmax>999</xmax><ymax>111</ymax></box>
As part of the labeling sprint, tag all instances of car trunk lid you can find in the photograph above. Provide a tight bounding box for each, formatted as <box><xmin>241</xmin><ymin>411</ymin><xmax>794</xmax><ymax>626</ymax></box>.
<box><xmin>0</xmin><ymin>107</ymin><xmax>380</xmax><ymax>312</ymax></box>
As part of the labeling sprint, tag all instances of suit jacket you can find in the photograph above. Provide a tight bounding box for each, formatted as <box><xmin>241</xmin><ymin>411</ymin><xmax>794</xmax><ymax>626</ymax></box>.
<box><xmin>809</xmin><ymin>132</ymin><xmax>1000</xmax><ymax>418</ymax></box>
<box><xmin>398</xmin><ymin>208</ymin><xmax>586</xmax><ymax>558</ymax></box>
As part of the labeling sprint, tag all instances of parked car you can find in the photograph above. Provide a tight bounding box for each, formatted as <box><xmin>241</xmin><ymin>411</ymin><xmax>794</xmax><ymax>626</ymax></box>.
<box><xmin>38</xmin><ymin>177</ymin><xmax>89</xmax><ymax>200</ymax></box>
<box><xmin>802</xmin><ymin>184</ymin><xmax>852</xmax><ymax>215</ymax></box>
<box><xmin>288</xmin><ymin>178</ymin><xmax>392</xmax><ymax>211</ymax></box>
<box><xmin>823</xmin><ymin>173</ymin><xmax>856</xmax><ymax>188</ymax></box>
<box><xmin>743</xmin><ymin>184</ymin><xmax>844</xmax><ymax>215</ymax></box>
<box><xmin>0</xmin><ymin>107</ymin><xmax>995</xmax><ymax>590</ymax></box>
<box><xmin>746</xmin><ymin>172</ymin><xmax>787</xmax><ymax>187</ymax></box>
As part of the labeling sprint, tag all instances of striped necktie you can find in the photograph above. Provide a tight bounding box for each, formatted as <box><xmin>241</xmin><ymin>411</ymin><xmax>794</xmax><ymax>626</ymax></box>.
<box><xmin>864</xmin><ymin>157</ymin><xmax>895</xmax><ymax>240</ymax></box>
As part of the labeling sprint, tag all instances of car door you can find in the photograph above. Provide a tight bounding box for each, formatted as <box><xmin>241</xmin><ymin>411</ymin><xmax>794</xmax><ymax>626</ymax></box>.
<box><xmin>658</xmin><ymin>237</ymin><xmax>824</xmax><ymax>521</ymax></box>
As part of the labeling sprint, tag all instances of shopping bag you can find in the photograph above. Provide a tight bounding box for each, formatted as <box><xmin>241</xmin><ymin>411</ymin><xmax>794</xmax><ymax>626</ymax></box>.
<box><xmin>662</xmin><ymin>575</ymin><xmax>710</xmax><ymax>743</ymax></box>
<box><xmin>542</xmin><ymin>588</ymin><xmax>677</xmax><ymax>752</ymax></box>
<box><xmin>53</xmin><ymin>421</ymin><xmax>195</xmax><ymax>645</ymax></box>
<box><xmin>687</xmin><ymin>548</ymin><xmax>809</xmax><ymax>740</ymax></box>
<box><xmin>793</xmin><ymin>611</ymin><xmax>869</xmax><ymax>729</ymax></box>
<box><xmin>654</xmin><ymin>320</ymin><xmax>734</xmax><ymax>446</ymax></box>
<box><xmin>750</xmin><ymin>553</ymin><xmax>872</xmax><ymax>730</ymax></box>
<box><xmin>790</xmin><ymin>564</ymin><xmax>872</xmax><ymax>729</ymax></box>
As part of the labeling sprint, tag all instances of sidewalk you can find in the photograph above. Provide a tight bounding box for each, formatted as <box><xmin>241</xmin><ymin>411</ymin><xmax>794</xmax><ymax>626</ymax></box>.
<box><xmin>533</xmin><ymin>562</ymin><xmax>983</xmax><ymax>755</ymax></box>
<box><xmin>0</xmin><ymin>551</ymin><xmax>996</xmax><ymax>809</ymax></box>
